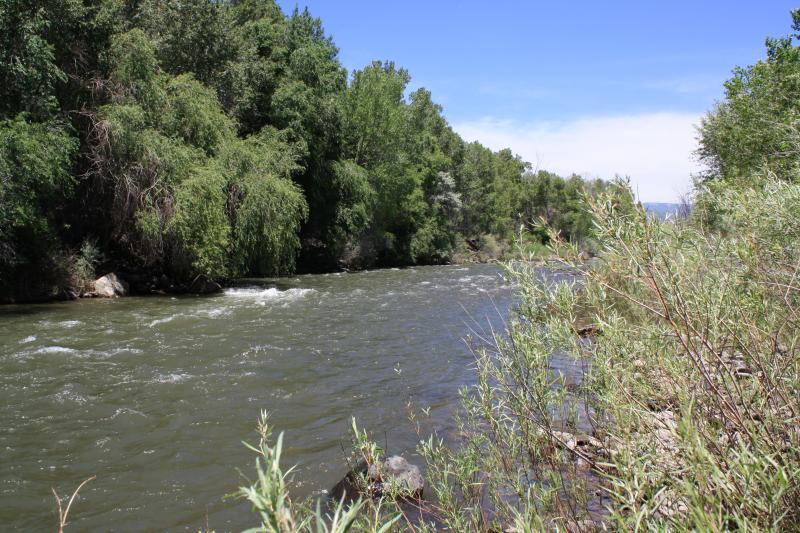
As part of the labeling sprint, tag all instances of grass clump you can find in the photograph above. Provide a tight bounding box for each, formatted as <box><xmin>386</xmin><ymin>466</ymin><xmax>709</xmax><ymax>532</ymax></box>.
<box><xmin>237</xmin><ymin>412</ymin><xmax>403</xmax><ymax>533</ymax></box>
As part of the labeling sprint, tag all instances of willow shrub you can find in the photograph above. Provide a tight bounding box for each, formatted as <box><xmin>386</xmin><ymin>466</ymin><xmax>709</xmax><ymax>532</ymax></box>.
<box><xmin>421</xmin><ymin>180</ymin><xmax>800</xmax><ymax>531</ymax></box>
<box><xmin>220</xmin><ymin>129</ymin><xmax>308</xmax><ymax>277</ymax></box>
<box><xmin>92</xmin><ymin>29</ymin><xmax>308</xmax><ymax>280</ymax></box>
<box><xmin>237</xmin><ymin>412</ymin><xmax>401</xmax><ymax>533</ymax></box>
<box><xmin>169</xmin><ymin>165</ymin><xmax>230</xmax><ymax>277</ymax></box>
<box><xmin>459</xmin><ymin>181</ymin><xmax>799</xmax><ymax>530</ymax></box>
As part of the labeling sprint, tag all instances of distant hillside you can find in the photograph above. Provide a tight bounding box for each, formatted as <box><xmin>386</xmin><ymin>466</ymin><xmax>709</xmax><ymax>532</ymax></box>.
<box><xmin>643</xmin><ymin>202</ymin><xmax>686</xmax><ymax>220</ymax></box>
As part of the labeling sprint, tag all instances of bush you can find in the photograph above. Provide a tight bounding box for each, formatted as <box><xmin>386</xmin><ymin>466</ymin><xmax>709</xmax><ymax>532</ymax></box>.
<box><xmin>421</xmin><ymin>181</ymin><xmax>800</xmax><ymax>530</ymax></box>
<box><xmin>67</xmin><ymin>239</ymin><xmax>104</xmax><ymax>293</ymax></box>
<box><xmin>220</xmin><ymin>132</ymin><xmax>308</xmax><ymax>277</ymax></box>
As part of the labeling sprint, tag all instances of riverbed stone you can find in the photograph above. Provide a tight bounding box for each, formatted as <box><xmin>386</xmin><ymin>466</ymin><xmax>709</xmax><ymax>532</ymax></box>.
<box><xmin>368</xmin><ymin>455</ymin><xmax>424</xmax><ymax>498</ymax></box>
<box><xmin>653</xmin><ymin>488</ymin><xmax>688</xmax><ymax>518</ymax></box>
<box><xmin>565</xmin><ymin>518</ymin><xmax>603</xmax><ymax>532</ymax></box>
<box><xmin>331</xmin><ymin>455</ymin><xmax>424</xmax><ymax>502</ymax></box>
<box><xmin>91</xmin><ymin>273</ymin><xmax>129</xmax><ymax>298</ymax></box>
<box><xmin>189</xmin><ymin>274</ymin><xmax>222</xmax><ymax>295</ymax></box>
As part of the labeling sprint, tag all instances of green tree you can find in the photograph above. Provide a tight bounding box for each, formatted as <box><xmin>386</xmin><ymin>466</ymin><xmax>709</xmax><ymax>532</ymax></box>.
<box><xmin>0</xmin><ymin>1</ymin><xmax>64</xmax><ymax>119</ymax></box>
<box><xmin>0</xmin><ymin>116</ymin><xmax>78</xmax><ymax>287</ymax></box>
<box><xmin>134</xmin><ymin>0</ymin><xmax>236</xmax><ymax>87</ymax></box>
<box><xmin>698</xmin><ymin>9</ymin><xmax>800</xmax><ymax>183</ymax></box>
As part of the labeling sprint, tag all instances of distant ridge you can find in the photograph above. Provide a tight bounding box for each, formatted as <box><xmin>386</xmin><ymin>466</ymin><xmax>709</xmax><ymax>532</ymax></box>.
<box><xmin>642</xmin><ymin>202</ymin><xmax>686</xmax><ymax>220</ymax></box>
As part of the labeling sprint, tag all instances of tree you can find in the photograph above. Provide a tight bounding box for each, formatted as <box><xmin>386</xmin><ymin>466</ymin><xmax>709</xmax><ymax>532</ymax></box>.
<box><xmin>0</xmin><ymin>1</ymin><xmax>64</xmax><ymax>119</ymax></box>
<box><xmin>0</xmin><ymin>116</ymin><xmax>78</xmax><ymax>287</ymax></box>
<box><xmin>698</xmin><ymin>9</ymin><xmax>800</xmax><ymax>184</ymax></box>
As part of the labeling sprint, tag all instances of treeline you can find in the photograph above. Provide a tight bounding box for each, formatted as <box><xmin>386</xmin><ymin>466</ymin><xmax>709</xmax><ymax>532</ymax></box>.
<box><xmin>0</xmin><ymin>0</ymin><xmax>621</xmax><ymax>301</ymax></box>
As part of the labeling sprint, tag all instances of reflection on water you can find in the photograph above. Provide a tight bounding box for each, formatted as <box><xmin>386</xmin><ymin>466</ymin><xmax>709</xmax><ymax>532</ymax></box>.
<box><xmin>0</xmin><ymin>264</ymin><xmax>522</xmax><ymax>531</ymax></box>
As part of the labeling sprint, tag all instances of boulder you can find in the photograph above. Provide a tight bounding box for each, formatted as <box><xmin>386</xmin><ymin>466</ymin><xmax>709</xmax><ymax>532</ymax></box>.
<box><xmin>157</xmin><ymin>274</ymin><xmax>171</xmax><ymax>291</ymax></box>
<box><xmin>329</xmin><ymin>461</ymin><xmax>367</xmax><ymax>502</ymax></box>
<box><xmin>330</xmin><ymin>455</ymin><xmax>424</xmax><ymax>502</ymax></box>
<box><xmin>92</xmin><ymin>273</ymin><xmax>129</xmax><ymax>298</ymax></box>
<box><xmin>189</xmin><ymin>274</ymin><xmax>222</xmax><ymax>295</ymax></box>
<box><xmin>368</xmin><ymin>455</ymin><xmax>424</xmax><ymax>498</ymax></box>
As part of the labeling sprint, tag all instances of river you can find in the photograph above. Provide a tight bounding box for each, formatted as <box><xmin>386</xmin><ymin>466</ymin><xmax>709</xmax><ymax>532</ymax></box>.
<box><xmin>0</xmin><ymin>263</ymin><xmax>520</xmax><ymax>531</ymax></box>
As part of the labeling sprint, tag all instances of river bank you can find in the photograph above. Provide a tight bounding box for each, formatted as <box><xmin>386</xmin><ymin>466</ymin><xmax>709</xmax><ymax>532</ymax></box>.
<box><xmin>0</xmin><ymin>238</ymin><xmax>551</xmax><ymax>305</ymax></box>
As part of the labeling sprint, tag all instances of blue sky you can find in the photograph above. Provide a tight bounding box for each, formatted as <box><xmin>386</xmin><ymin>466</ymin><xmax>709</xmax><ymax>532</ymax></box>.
<box><xmin>276</xmin><ymin>1</ymin><xmax>797</xmax><ymax>201</ymax></box>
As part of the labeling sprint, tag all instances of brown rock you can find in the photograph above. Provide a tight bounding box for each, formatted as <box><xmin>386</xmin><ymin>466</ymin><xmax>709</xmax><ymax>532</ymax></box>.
<box><xmin>89</xmin><ymin>273</ymin><xmax>129</xmax><ymax>298</ymax></box>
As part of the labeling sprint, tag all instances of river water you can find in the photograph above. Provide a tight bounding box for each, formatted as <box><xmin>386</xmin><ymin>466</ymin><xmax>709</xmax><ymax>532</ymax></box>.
<box><xmin>0</xmin><ymin>264</ymin><xmax>521</xmax><ymax>531</ymax></box>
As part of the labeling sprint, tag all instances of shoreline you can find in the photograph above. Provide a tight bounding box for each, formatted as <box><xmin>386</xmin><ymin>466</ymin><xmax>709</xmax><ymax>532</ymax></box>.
<box><xmin>1</xmin><ymin>250</ymin><xmax>551</xmax><ymax>306</ymax></box>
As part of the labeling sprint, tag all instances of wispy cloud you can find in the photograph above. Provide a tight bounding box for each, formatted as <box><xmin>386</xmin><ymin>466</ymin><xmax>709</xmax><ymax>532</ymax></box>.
<box><xmin>642</xmin><ymin>74</ymin><xmax>723</xmax><ymax>95</ymax></box>
<box><xmin>476</xmin><ymin>83</ymin><xmax>553</xmax><ymax>100</ymax></box>
<box><xmin>453</xmin><ymin>112</ymin><xmax>703</xmax><ymax>202</ymax></box>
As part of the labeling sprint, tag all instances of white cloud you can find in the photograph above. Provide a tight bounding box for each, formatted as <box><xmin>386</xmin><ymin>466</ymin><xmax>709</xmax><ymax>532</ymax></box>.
<box><xmin>452</xmin><ymin>112</ymin><xmax>703</xmax><ymax>202</ymax></box>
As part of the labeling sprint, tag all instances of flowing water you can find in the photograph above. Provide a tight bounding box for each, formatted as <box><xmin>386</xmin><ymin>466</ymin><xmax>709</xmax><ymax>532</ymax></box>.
<box><xmin>0</xmin><ymin>264</ymin><xmax>528</xmax><ymax>532</ymax></box>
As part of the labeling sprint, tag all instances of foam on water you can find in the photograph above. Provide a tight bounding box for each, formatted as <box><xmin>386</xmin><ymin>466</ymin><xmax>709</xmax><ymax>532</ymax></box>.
<box><xmin>224</xmin><ymin>287</ymin><xmax>315</xmax><ymax>305</ymax></box>
<box><xmin>109</xmin><ymin>407</ymin><xmax>147</xmax><ymax>419</ymax></box>
<box><xmin>19</xmin><ymin>335</ymin><xmax>36</xmax><ymax>344</ymax></box>
<box><xmin>201</xmin><ymin>307</ymin><xmax>229</xmax><ymax>318</ymax></box>
<box><xmin>34</xmin><ymin>346</ymin><xmax>76</xmax><ymax>355</ymax></box>
<box><xmin>154</xmin><ymin>372</ymin><xmax>191</xmax><ymax>384</ymax></box>
<box><xmin>51</xmin><ymin>388</ymin><xmax>88</xmax><ymax>404</ymax></box>
<box><xmin>148</xmin><ymin>316</ymin><xmax>176</xmax><ymax>328</ymax></box>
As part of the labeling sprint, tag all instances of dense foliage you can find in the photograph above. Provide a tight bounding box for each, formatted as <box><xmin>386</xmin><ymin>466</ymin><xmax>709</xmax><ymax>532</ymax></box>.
<box><xmin>0</xmin><ymin>0</ymin><xmax>619</xmax><ymax>301</ymax></box>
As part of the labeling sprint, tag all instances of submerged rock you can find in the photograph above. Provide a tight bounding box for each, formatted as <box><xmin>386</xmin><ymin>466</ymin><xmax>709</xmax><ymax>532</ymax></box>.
<box><xmin>88</xmin><ymin>273</ymin><xmax>129</xmax><ymax>298</ymax></box>
<box><xmin>189</xmin><ymin>274</ymin><xmax>222</xmax><ymax>295</ymax></box>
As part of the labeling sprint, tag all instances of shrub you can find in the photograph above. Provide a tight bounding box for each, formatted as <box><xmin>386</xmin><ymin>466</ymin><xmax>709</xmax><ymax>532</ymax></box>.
<box><xmin>169</xmin><ymin>165</ymin><xmax>230</xmax><ymax>278</ymax></box>
<box><xmin>236</xmin><ymin>180</ymin><xmax>800</xmax><ymax>531</ymax></box>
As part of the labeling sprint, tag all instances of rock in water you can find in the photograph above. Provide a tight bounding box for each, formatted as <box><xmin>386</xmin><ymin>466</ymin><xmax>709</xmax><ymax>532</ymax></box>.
<box><xmin>189</xmin><ymin>274</ymin><xmax>222</xmax><ymax>295</ymax></box>
<box><xmin>368</xmin><ymin>455</ymin><xmax>424</xmax><ymax>498</ymax></box>
<box><xmin>330</xmin><ymin>455</ymin><xmax>424</xmax><ymax>502</ymax></box>
<box><xmin>92</xmin><ymin>273</ymin><xmax>129</xmax><ymax>298</ymax></box>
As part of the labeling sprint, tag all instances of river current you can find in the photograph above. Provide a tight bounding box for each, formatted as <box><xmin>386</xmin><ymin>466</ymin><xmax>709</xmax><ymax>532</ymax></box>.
<box><xmin>1</xmin><ymin>263</ymin><xmax>519</xmax><ymax>531</ymax></box>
